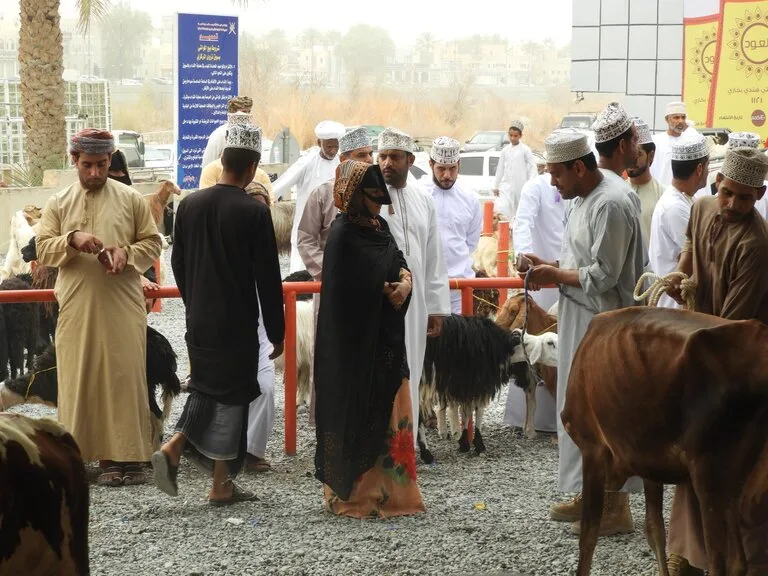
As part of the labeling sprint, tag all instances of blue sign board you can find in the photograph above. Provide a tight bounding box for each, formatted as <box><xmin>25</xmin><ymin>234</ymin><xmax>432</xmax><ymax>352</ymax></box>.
<box><xmin>175</xmin><ymin>13</ymin><xmax>238</xmax><ymax>189</ymax></box>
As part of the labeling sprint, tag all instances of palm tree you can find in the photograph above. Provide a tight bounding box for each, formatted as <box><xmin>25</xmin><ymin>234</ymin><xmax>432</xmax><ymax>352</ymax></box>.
<box><xmin>18</xmin><ymin>0</ymin><xmax>250</xmax><ymax>184</ymax></box>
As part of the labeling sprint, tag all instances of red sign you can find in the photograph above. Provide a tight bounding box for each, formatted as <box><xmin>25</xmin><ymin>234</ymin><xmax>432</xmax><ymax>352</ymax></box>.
<box><xmin>753</xmin><ymin>110</ymin><xmax>767</xmax><ymax>128</ymax></box>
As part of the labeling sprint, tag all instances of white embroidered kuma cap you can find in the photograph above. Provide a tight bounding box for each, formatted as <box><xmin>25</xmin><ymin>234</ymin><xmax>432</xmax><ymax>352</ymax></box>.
<box><xmin>430</xmin><ymin>137</ymin><xmax>461</xmax><ymax>165</ymax></box>
<box><xmin>225</xmin><ymin>123</ymin><xmax>262</xmax><ymax>154</ymax></box>
<box><xmin>378</xmin><ymin>127</ymin><xmax>415</xmax><ymax>154</ymax></box>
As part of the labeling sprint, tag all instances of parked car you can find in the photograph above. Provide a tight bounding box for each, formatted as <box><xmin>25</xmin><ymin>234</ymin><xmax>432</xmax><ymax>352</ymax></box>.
<box><xmin>559</xmin><ymin>113</ymin><xmax>598</xmax><ymax>130</ymax></box>
<box><xmin>144</xmin><ymin>145</ymin><xmax>174</xmax><ymax>169</ymax></box>
<box><xmin>456</xmin><ymin>150</ymin><xmax>501</xmax><ymax>198</ymax></box>
<box><xmin>461</xmin><ymin>131</ymin><xmax>509</xmax><ymax>153</ymax></box>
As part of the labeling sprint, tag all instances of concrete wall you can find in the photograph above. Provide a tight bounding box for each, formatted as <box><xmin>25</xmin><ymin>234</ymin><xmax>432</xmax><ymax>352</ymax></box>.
<box><xmin>1</xmin><ymin>163</ymin><xmax>291</xmax><ymax>256</ymax></box>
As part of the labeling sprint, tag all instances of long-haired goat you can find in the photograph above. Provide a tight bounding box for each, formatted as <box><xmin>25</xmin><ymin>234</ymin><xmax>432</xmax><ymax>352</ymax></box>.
<box><xmin>274</xmin><ymin>270</ymin><xmax>314</xmax><ymax>407</ymax></box>
<box><xmin>0</xmin><ymin>325</ymin><xmax>181</xmax><ymax>450</ymax></box>
<box><xmin>496</xmin><ymin>292</ymin><xmax>558</xmax><ymax>439</ymax></box>
<box><xmin>418</xmin><ymin>314</ymin><xmax>558</xmax><ymax>462</ymax></box>
<box><xmin>270</xmin><ymin>200</ymin><xmax>295</xmax><ymax>256</ymax></box>
<box><xmin>0</xmin><ymin>275</ymin><xmax>40</xmax><ymax>378</ymax></box>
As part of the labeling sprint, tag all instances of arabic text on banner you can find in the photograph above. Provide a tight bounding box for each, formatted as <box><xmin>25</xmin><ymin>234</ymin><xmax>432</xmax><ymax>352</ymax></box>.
<box><xmin>176</xmin><ymin>13</ymin><xmax>239</xmax><ymax>189</ymax></box>
<box><xmin>682</xmin><ymin>0</ymin><xmax>720</xmax><ymax>127</ymax></box>
<box><xmin>707</xmin><ymin>0</ymin><xmax>768</xmax><ymax>139</ymax></box>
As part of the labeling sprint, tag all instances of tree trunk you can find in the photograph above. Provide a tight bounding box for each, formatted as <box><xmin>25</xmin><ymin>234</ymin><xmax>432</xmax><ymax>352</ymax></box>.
<box><xmin>18</xmin><ymin>0</ymin><xmax>66</xmax><ymax>185</ymax></box>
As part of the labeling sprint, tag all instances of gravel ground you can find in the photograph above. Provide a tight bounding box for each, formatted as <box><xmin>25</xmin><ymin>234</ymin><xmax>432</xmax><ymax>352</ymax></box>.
<box><xmin>6</xmin><ymin>248</ymin><xmax>673</xmax><ymax>576</ymax></box>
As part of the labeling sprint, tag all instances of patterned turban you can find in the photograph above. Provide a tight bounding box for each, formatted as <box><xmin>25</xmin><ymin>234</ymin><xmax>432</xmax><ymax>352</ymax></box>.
<box><xmin>333</xmin><ymin>160</ymin><xmax>390</xmax><ymax>213</ymax></box>
<box><xmin>69</xmin><ymin>129</ymin><xmax>115</xmax><ymax>155</ymax></box>
<box><xmin>227</xmin><ymin>96</ymin><xmax>253</xmax><ymax>113</ymax></box>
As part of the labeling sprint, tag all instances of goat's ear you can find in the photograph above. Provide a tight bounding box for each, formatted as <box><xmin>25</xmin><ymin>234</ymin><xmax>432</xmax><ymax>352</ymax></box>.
<box><xmin>523</xmin><ymin>335</ymin><xmax>543</xmax><ymax>365</ymax></box>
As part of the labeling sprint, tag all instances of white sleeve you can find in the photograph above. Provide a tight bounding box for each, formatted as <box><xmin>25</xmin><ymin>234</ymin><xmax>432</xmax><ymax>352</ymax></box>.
<box><xmin>494</xmin><ymin>148</ymin><xmax>506</xmax><ymax>189</ymax></box>
<box><xmin>663</xmin><ymin>200</ymin><xmax>693</xmax><ymax>258</ymax></box>
<box><xmin>525</xmin><ymin>147</ymin><xmax>538</xmax><ymax>180</ymax></box>
<box><xmin>466</xmin><ymin>197</ymin><xmax>482</xmax><ymax>255</ymax></box>
<box><xmin>201</xmin><ymin>127</ymin><xmax>224</xmax><ymax>167</ymax></box>
<box><xmin>424</xmin><ymin>197</ymin><xmax>452</xmax><ymax>316</ymax></box>
<box><xmin>513</xmin><ymin>178</ymin><xmax>541</xmax><ymax>255</ymax></box>
<box><xmin>272</xmin><ymin>155</ymin><xmax>310</xmax><ymax>200</ymax></box>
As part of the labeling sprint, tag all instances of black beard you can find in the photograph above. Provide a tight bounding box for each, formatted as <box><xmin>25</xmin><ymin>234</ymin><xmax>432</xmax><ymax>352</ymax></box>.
<box><xmin>627</xmin><ymin>167</ymin><xmax>647</xmax><ymax>178</ymax></box>
<box><xmin>432</xmin><ymin>176</ymin><xmax>455</xmax><ymax>190</ymax></box>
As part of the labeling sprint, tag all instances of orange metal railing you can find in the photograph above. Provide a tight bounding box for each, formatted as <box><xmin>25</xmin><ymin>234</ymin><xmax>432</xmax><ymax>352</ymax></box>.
<box><xmin>0</xmin><ymin>204</ymin><xmax>535</xmax><ymax>455</ymax></box>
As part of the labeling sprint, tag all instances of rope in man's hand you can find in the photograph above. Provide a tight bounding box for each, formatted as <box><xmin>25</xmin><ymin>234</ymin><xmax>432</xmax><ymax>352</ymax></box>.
<box><xmin>633</xmin><ymin>272</ymin><xmax>697</xmax><ymax>311</ymax></box>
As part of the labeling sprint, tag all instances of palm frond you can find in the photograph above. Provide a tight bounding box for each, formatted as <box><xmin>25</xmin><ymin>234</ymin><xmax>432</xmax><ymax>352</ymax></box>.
<box><xmin>7</xmin><ymin>163</ymin><xmax>36</xmax><ymax>188</ymax></box>
<box><xmin>76</xmin><ymin>0</ymin><xmax>113</xmax><ymax>34</ymax></box>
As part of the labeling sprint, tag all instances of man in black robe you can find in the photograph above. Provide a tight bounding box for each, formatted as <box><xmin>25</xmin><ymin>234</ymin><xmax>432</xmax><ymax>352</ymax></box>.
<box><xmin>152</xmin><ymin>123</ymin><xmax>285</xmax><ymax>505</ymax></box>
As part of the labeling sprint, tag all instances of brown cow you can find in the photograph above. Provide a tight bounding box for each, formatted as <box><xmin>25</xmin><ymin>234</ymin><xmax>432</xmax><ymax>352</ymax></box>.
<box><xmin>0</xmin><ymin>413</ymin><xmax>89</xmax><ymax>575</ymax></box>
<box><xmin>496</xmin><ymin>292</ymin><xmax>558</xmax><ymax>439</ymax></box>
<box><xmin>563</xmin><ymin>307</ymin><xmax>768</xmax><ymax>576</ymax></box>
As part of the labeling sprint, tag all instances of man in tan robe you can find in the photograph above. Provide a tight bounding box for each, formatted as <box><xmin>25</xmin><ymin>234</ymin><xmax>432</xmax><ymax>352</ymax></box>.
<box><xmin>666</xmin><ymin>147</ymin><xmax>768</xmax><ymax>575</ymax></box>
<box><xmin>36</xmin><ymin>128</ymin><xmax>162</xmax><ymax>487</ymax></box>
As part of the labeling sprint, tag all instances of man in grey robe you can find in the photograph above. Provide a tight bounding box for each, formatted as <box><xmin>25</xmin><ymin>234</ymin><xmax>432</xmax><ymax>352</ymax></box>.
<box><xmin>518</xmin><ymin>128</ymin><xmax>645</xmax><ymax>537</ymax></box>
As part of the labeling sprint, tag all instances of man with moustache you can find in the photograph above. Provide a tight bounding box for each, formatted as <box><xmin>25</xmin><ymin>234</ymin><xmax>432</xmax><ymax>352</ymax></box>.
<box><xmin>36</xmin><ymin>128</ymin><xmax>162</xmax><ymax>487</ymax></box>
<box><xmin>427</xmin><ymin>137</ymin><xmax>481</xmax><ymax>314</ymax></box>
<box><xmin>377</xmin><ymin>127</ymin><xmax>451</xmax><ymax>442</ymax></box>
<box><xmin>651</xmin><ymin>101</ymin><xmax>690</xmax><ymax>187</ymax></box>
<box><xmin>518</xmin><ymin>128</ymin><xmax>644</xmax><ymax>537</ymax></box>
<box><xmin>628</xmin><ymin>117</ymin><xmax>664</xmax><ymax>251</ymax></box>
<box><xmin>664</xmin><ymin>146</ymin><xmax>768</xmax><ymax>576</ymax></box>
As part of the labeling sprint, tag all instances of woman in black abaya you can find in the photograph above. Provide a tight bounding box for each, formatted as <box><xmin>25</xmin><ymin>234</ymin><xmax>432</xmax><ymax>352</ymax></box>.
<box><xmin>314</xmin><ymin>160</ymin><xmax>425</xmax><ymax>518</ymax></box>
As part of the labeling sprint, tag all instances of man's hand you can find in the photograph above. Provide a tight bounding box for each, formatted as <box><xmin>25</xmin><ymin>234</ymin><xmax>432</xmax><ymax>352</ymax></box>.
<box><xmin>69</xmin><ymin>232</ymin><xmax>103</xmax><ymax>254</ymax></box>
<box><xmin>141</xmin><ymin>275</ymin><xmax>160</xmax><ymax>291</ymax></box>
<box><xmin>522</xmin><ymin>265</ymin><xmax>560</xmax><ymax>291</ymax></box>
<box><xmin>269</xmin><ymin>341</ymin><xmax>285</xmax><ymax>360</ymax></box>
<box><xmin>103</xmin><ymin>246</ymin><xmax>127</xmax><ymax>275</ymax></box>
<box><xmin>426</xmin><ymin>315</ymin><xmax>443</xmax><ymax>338</ymax></box>
<box><xmin>666</xmin><ymin>276</ymin><xmax>685</xmax><ymax>305</ymax></box>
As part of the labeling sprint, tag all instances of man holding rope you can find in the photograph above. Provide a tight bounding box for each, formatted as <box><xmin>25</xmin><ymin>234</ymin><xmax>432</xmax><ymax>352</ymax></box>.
<box><xmin>664</xmin><ymin>147</ymin><xmax>768</xmax><ymax>575</ymax></box>
<box><xmin>518</xmin><ymin>128</ymin><xmax>645</xmax><ymax>537</ymax></box>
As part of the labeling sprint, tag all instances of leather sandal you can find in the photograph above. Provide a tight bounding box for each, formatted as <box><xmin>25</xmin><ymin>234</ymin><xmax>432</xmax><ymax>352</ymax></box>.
<box><xmin>122</xmin><ymin>464</ymin><xmax>149</xmax><ymax>486</ymax></box>
<box><xmin>97</xmin><ymin>465</ymin><xmax>124</xmax><ymax>487</ymax></box>
<box><xmin>208</xmin><ymin>480</ymin><xmax>258</xmax><ymax>507</ymax></box>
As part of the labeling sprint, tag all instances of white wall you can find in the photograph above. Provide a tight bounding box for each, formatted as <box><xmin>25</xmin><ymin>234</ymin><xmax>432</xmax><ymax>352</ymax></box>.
<box><xmin>571</xmin><ymin>0</ymin><xmax>684</xmax><ymax>131</ymax></box>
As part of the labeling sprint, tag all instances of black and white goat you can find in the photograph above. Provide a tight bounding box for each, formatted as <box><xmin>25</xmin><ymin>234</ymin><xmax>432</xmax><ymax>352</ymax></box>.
<box><xmin>417</xmin><ymin>314</ymin><xmax>558</xmax><ymax>462</ymax></box>
<box><xmin>0</xmin><ymin>325</ymin><xmax>182</xmax><ymax>450</ymax></box>
<box><xmin>0</xmin><ymin>275</ymin><xmax>40</xmax><ymax>379</ymax></box>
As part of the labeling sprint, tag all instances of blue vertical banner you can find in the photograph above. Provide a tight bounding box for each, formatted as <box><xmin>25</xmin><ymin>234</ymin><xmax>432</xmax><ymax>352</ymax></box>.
<box><xmin>175</xmin><ymin>13</ymin><xmax>239</xmax><ymax>189</ymax></box>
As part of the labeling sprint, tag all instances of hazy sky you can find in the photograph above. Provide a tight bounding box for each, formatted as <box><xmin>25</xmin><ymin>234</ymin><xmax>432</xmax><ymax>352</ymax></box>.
<box><xmin>56</xmin><ymin>0</ymin><xmax>573</xmax><ymax>44</ymax></box>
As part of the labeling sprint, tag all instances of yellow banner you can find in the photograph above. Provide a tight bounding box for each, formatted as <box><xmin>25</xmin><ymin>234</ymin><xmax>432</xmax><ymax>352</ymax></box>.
<box><xmin>683</xmin><ymin>17</ymin><xmax>719</xmax><ymax>127</ymax></box>
<box><xmin>709</xmin><ymin>0</ymin><xmax>768</xmax><ymax>139</ymax></box>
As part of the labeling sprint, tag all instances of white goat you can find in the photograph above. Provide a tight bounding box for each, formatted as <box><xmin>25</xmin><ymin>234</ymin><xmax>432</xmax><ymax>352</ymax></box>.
<box><xmin>1</xmin><ymin>209</ymin><xmax>40</xmax><ymax>281</ymax></box>
<box><xmin>273</xmin><ymin>299</ymin><xmax>314</xmax><ymax>408</ymax></box>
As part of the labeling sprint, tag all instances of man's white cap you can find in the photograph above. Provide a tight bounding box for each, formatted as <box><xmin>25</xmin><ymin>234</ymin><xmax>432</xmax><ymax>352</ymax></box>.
<box><xmin>665</xmin><ymin>101</ymin><xmax>687</xmax><ymax>117</ymax></box>
<box><xmin>225</xmin><ymin>123</ymin><xmax>262</xmax><ymax>154</ymax></box>
<box><xmin>728</xmin><ymin>132</ymin><xmax>761</xmax><ymax>149</ymax></box>
<box><xmin>669</xmin><ymin>132</ymin><xmax>708</xmax><ymax>162</ymax></box>
<box><xmin>592</xmin><ymin>102</ymin><xmax>633</xmax><ymax>144</ymax></box>
<box><xmin>314</xmin><ymin>121</ymin><xmax>345</xmax><ymax>141</ymax></box>
<box><xmin>227</xmin><ymin>111</ymin><xmax>252</xmax><ymax>126</ymax></box>
<box><xmin>430</xmin><ymin>136</ymin><xmax>461</xmax><ymax>165</ymax></box>
<box><xmin>722</xmin><ymin>148</ymin><xmax>768</xmax><ymax>188</ymax></box>
<box><xmin>544</xmin><ymin>128</ymin><xmax>592</xmax><ymax>164</ymax></box>
<box><xmin>633</xmin><ymin>117</ymin><xmax>653</xmax><ymax>145</ymax></box>
<box><xmin>378</xmin><ymin>127</ymin><xmax>415</xmax><ymax>154</ymax></box>
<box><xmin>339</xmin><ymin>127</ymin><xmax>372</xmax><ymax>155</ymax></box>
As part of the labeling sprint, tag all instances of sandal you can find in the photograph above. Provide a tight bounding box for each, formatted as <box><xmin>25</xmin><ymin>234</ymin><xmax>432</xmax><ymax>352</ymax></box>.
<box><xmin>208</xmin><ymin>480</ymin><xmax>258</xmax><ymax>507</ymax></box>
<box><xmin>151</xmin><ymin>450</ymin><xmax>179</xmax><ymax>497</ymax></box>
<box><xmin>97</xmin><ymin>465</ymin><xmax>124</xmax><ymax>487</ymax></box>
<box><xmin>122</xmin><ymin>464</ymin><xmax>148</xmax><ymax>486</ymax></box>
